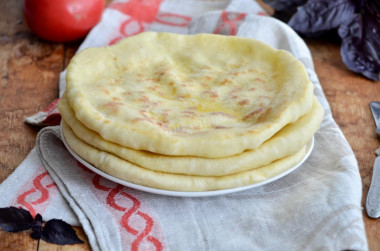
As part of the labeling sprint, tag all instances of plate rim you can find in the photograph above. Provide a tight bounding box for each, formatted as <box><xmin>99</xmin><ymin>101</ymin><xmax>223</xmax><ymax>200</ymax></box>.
<box><xmin>60</xmin><ymin>125</ymin><xmax>314</xmax><ymax>197</ymax></box>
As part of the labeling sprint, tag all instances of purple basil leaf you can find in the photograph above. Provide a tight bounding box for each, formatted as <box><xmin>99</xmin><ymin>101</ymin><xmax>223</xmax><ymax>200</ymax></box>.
<box><xmin>263</xmin><ymin>0</ymin><xmax>308</xmax><ymax>11</ymax></box>
<box><xmin>338</xmin><ymin>3</ymin><xmax>380</xmax><ymax>81</ymax></box>
<box><xmin>41</xmin><ymin>219</ymin><xmax>84</xmax><ymax>245</ymax></box>
<box><xmin>30</xmin><ymin>213</ymin><xmax>43</xmax><ymax>240</ymax></box>
<box><xmin>0</xmin><ymin>207</ymin><xmax>34</xmax><ymax>232</ymax></box>
<box><xmin>288</xmin><ymin>0</ymin><xmax>357</xmax><ymax>34</ymax></box>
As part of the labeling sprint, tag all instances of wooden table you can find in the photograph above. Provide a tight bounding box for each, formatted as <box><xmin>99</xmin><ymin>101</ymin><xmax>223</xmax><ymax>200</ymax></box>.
<box><xmin>1</xmin><ymin>1</ymin><xmax>379</xmax><ymax>250</ymax></box>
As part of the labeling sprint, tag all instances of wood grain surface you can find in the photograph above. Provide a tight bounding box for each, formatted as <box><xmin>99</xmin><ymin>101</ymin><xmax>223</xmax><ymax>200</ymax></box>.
<box><xmin>1</xmin><ymin>0</ymin><xmax>379</xmax><ymax>250</ymax></box>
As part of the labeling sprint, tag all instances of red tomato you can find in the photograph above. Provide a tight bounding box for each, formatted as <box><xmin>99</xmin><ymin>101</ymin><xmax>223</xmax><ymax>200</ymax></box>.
<box><xmin>23</xmin><ymin>0</ymin><xmax>105</xmax><ymax>43</ymax></box>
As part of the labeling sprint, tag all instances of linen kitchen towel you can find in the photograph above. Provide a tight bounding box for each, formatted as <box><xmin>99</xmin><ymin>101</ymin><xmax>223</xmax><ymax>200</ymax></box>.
<box><xmin>0</xmin><ymin>0</ymin><xmax>368</xmax><ymax>250</ymax></box>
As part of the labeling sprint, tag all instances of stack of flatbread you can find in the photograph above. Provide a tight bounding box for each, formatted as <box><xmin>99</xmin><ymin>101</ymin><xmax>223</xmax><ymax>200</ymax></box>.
<box><xmin>59</xmin><ymin>32</ymin><xmax>324</xmax><ymax>192</ymax></box>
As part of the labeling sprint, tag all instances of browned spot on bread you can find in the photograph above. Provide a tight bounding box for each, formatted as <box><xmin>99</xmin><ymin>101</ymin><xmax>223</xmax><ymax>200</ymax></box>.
<box><xmin>239</xmin><ymin>99</ymin><xmax>249</xmax><ymax>105</ymax></box>
<box><xmin>243</xmin><ymin>107</ymin><xmax>265</xmax><ymax>121</ymax></box>
<box><xmin>131</xmin><ymin>117</ymin><xmax>151</xmax><ymax>123</ymax></box>
<box><xmin>102</xmin><ymin>101</ymin><xmax>124</xmax><ymax>114</ymax></box>
<box><xmin>148</xmin><ymin>85</ymin><xmax>158</xmax><ymax>91</ymax></box>
<box><xmin>214</xmin><ymin>125</ymin><xmax>231</xmax><ymax>129</ymax></box>
<box><xmin>257</xmin><ymin>107</ymin><xmax>272</xmax><ymax>122</ymax></box>
<box><xmin>220</xmin><ymin>78</ymin><xmax>233</xmax><ymax>85</ymax></box>
<box><xmin>102</xmin><ymin>89</ymin><xmax>110</xmax><ymax>95</ymax></box>
<box><xmin>254</xmin><ymin>77</ymin><xmax>266</xmax><ymax>84</ymax></box>
<box><xmin>138</xmin><ymin>96</ymin><xmax>150</xmax><ymax>103</ymax></box>
<box><xmin>203</xmin><ymin>90</ymin><xmax>218</xmax><ymax>98</ymax></box>
<box><xmin>182</xmin><ymin>111</ymin><xmax>195</xmax><ymax>118</ymax></box>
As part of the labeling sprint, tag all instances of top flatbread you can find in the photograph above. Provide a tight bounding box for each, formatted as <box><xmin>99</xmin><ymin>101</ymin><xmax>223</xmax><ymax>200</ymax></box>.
<box><xmin>65</xmin><ymin>32</ymin><xmax>314</xmax><ymax>158</ymax></box>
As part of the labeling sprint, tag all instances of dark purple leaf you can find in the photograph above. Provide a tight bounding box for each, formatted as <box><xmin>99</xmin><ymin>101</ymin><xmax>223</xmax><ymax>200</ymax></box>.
<box><xmin>0</xmin><ymin>207</ymin><xmax>34</xmax><ymax>232</ymax></box>
<box><xmin>41</xmin><ymin>219</ymin><xmax>84</xmax><ymax>245</ymax></box>
<box><xmin>338</xmin><ymin>1</ymin><xmax>380</xmax><ymax>81</ymax></box>
<box><xmin>30</xmin><ymin>213</ymin><xmax>43</xmax><ymax>239</ymax></box>
<box><xmin>288</xmin><ymin>0</ymin><xmax>357</xmax><ymax>34</ymax></box>
<box><xmin>263</xmin><ymin>0</ymin><xmax>308</xmax><ymax>11</ymax></box>
<box><xmin>0</xmin><ymin>207</ymin><xmax>83</xmax><ymax>246</ymax></box>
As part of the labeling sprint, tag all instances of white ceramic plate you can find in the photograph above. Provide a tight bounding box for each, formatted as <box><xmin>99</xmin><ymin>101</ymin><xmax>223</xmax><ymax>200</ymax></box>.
<box><xmin>61</xmin><ymin>126</ymin><xmax>314</xmax><ymax>197</ymax></box>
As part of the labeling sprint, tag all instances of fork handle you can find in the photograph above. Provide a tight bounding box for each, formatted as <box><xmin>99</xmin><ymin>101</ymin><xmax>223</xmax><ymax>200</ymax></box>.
<box><xmin>366</xmin><ymin>156</ymin><xmax>380</xmax><ymax>218</ymax></box>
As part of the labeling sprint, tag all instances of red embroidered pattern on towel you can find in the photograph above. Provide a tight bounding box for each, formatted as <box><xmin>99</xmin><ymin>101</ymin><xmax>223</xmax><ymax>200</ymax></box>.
<box><xmin>78</xmin><ymin>162</ymin><xmax>165</xmax><ymax>250</ymax></box>
<box><xmin>108</xmin><ymin>0</ymin><xmax>164</xmax><ymax>44</ymax></box>
<box><xmin>214</xmin><ymin>11</ymin><xmax>247</xmax><ymax>35</ymax></box>
<box><xmin>108</xmin><ymin>0</ymin><xmax>191</xmax><ymax>45</ymax></box>
<box><xmin>16</xmin><ymin>167</ymin><xmax>58</xmax><ymax>217</ymax></box>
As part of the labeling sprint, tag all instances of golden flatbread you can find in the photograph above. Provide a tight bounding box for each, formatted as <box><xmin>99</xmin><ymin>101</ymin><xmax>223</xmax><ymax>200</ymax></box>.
<box><xmin>64</xmin><ymin>32</ymin><xmax>314</xmax><ymax>158</ymax></box>
<box><xmin>59</xmin><ymin>95</ymin><xmax>323</xmax><ymax>176</ymax></box>
<box><xmin>61</xmin><ymin>121</ymin><xmax>309</xmax><ymax>192</ymax></box>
